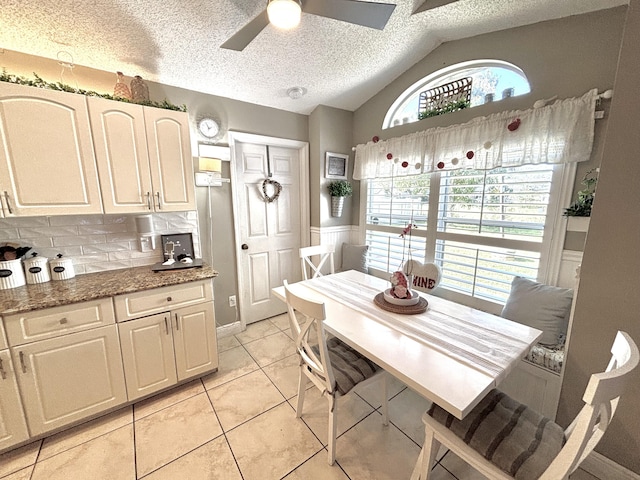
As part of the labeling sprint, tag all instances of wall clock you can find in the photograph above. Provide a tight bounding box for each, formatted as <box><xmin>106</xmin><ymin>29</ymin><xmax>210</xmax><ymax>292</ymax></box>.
<box><xmin>198</xmin><ymin>117</ymin><xmax>220</xmax><ymax>139</ymax></box>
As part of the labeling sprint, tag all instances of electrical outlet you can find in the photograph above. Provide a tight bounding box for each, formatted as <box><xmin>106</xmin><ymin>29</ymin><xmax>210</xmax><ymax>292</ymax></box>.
<box><xmin>229</xmin><ymin>295</ymin><xmax>236</xmax><ymax>307</ymax></box>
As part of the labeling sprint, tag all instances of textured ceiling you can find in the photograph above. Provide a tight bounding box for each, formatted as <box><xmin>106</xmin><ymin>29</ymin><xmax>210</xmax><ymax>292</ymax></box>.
<box><xmin>0</xmin><ymin>0</ymin><xmax>628</xmax><ymax>115</ymax></box>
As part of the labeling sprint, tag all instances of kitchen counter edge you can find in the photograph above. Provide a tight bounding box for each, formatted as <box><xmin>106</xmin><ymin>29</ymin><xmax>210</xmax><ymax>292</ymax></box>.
<box><xmin>0</xmin><ymin>264</ymin><xmax>219</xmax><ymax>316</ymax></box>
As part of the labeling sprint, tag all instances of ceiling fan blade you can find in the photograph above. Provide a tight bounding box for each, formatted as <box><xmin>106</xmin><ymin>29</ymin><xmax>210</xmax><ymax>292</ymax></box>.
<box><xmin>220</xmin><ymin>9</ymin><xmax>269</xmax><ymax>51</ymax></box>
<box><xmin>413</xmin><ymin>0</ymin><xmax>460</xmax><ymax>15</ymax></box>
<box><xmin>302</xmin><ymin>0</ymin><xmax>396</xmax><ymax>30</ymax></box>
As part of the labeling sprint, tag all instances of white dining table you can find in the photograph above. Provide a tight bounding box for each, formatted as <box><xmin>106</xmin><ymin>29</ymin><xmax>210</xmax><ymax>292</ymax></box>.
<box><xmin>272</xmin><ymin>270</ymin><xmax>542</xmax><ymax>420</ymax></box>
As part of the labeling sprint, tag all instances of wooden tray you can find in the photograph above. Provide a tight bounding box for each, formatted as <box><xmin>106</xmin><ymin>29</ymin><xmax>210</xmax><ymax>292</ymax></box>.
<box><xmin>374</xmin><ymin>292</ymin><xmax>428</xmax><ymax>314</ymax></box>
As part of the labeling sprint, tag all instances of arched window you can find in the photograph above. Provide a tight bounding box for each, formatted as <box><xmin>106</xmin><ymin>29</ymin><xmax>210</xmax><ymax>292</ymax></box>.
<box><xmin>383</xmin><ymin>60</ymin><xmax>531</xmax><ymax>129</ymax></box>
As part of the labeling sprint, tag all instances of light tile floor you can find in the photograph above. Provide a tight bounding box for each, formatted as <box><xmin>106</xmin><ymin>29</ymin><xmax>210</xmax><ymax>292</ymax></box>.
<box><xmin>0</xmin><ymin>315</ymin><xmax>600</xmax><ymax>480</ymax></box>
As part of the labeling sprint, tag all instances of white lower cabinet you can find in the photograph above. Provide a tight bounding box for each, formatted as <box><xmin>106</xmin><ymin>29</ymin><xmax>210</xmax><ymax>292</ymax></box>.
<box><xmin>0</xmin><ymin>349</ymin><xmax>29</xmax><ymax>450</ymax></box>
<box><xmin>118</xmin><ymin>302</ymin><xmax>217</xmax><ymax>401</ymax></box>
<box><xmin>0</xmin><ymin>279</ymin><xmax>218</xmax><ymax>453</ymax></box>
<box><xmin>12</xmin><ymin>325</ymin><xmax>127</xmax><ymax>437</ymax></box>
<box><xmin>119</xmin><ymin>312</ymin><xmax>178</xmax><ymax>401</ymax></box>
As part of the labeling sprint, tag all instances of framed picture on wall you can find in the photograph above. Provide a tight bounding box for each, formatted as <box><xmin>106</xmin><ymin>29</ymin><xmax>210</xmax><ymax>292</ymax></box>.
<box><xmin>325</xmin><ymin>152</ymin><xmax>349</xmax><ymax>179</ymax></box>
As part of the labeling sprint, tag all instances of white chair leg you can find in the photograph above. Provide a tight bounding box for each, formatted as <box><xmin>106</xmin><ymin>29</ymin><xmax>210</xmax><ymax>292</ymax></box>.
<box><xmin>412</xmin><ymin>428</ymin><xmax>440</xmax><ymax>480</ymax></box>
<box><xmin>410</xmin><ymin>449</ymin><xmax>424</xmax><ymax>480</ymax></box>
<box><xmin>327</xmin><ymin>396</ymin><xmax>337</xmax><ymax>465</ymax></box>
<box><xmin>295</xmin><ymin>368</ymin><xmax>307</xmax><ymax>418</ymax></box>
<box><xmin>381</xmin><ymin>373</ymin><xmax>389</xmax><ymax>426</ymax></box>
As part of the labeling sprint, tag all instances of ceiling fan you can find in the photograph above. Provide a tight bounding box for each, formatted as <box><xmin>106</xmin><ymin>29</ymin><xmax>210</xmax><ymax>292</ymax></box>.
<box><xmin>412</xmin><ymin>0</ymin><xmax>460</xmax><ymax>15</ymax></box>
<box><xmin>221</xmin><ymin>0</ymin><xmax>397</xmax><ymax>51</ymax></box>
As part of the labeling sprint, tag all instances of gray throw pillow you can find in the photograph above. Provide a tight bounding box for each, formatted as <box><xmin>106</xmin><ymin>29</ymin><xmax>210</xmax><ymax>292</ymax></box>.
<box><xmin>501</xmin><ymin>277</ymin><xmax>573</xmax><ymax>345</ymax></box>
<box><xmin>341</xmin><ymin>243</ymin><xmax>369</xmax><ymax>273</ymax></box>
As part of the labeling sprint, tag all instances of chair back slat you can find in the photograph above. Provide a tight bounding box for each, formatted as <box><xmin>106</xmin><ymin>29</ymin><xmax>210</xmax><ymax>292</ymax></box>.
<box><xmin>283</xmin><ymin>280</ymin><xmax>336</xmax><ymax>394</ymax></box>
<box><xmin>300</xmin><ymin>245</ymin><xmax>335</xmax><ymax>280</ymax></box>
<box><xmin>541</xmin><ymin>331</ymin><xmax>638</xmax><ymax>479</ymax></box>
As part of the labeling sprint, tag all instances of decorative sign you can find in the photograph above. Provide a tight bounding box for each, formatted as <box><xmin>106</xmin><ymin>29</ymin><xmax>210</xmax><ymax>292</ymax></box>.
<box><xmin>325</xmin><ymin>152</ymin><xmax>348</xmax><ymax>179</ymax></box>
<box><xmin>404</xmin><ymin>260</ymin><xmax>442</xmax><ymax>292</ymax></box>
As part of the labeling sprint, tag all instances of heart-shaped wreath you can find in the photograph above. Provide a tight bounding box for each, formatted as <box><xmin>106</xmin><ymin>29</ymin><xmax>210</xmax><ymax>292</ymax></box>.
<box><xmin>262</xmin><ymin>178</ymin><xmax>282</xmax><ymax>203</ymax></box>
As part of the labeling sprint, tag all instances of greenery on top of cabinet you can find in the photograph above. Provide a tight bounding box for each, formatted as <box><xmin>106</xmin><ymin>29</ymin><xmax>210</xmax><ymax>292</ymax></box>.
<box><xmin>0</xmin><ymin>69</ymin><xmax>187</xmax><ymax>112</ymax></box>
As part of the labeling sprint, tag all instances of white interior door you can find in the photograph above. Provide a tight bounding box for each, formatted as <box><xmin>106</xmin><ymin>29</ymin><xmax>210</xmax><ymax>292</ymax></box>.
<box><xmin>232</xmin><ymin>139</ymin><xmax>306</xmax><ymax>324</ymax></box>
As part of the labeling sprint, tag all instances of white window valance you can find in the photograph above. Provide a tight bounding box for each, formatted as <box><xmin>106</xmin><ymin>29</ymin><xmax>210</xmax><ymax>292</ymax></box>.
<box><xmin>354</xmin><ymin>89</ymin><xmax>597</xmax><ymax>180</ymax></box>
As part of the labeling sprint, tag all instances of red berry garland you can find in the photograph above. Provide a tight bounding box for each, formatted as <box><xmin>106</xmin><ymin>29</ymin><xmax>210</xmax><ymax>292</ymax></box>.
<box><xmin>508</xmin><ymin>118</ymin><xmax>521</xmax><ymax>131</ymax></box>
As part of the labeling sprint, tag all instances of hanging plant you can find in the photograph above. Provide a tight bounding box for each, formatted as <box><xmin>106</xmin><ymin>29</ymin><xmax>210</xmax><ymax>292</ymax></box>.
<box><xmin>327</xmin><ymin>180</ymin><xmax>353</xmax><ymax>197</ymax></box>
<box><xmin>564</xmin><ymin>168</ymin><xmax>598</xmax><ymax>217</ymax></box>
<box><xmin>0</xmin><ymin>69</ymin><xmax>187</xmax><ymax>112</ymax></box>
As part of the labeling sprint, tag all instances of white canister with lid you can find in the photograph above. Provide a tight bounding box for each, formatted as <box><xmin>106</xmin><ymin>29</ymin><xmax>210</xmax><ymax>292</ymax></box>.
<box><xmin>0</xmin><ymin>259</ymin><xmax>26</xmax><ymax>289</ymax></box>
<box><xmin>23</xmin><ymin>253</ymin><xmax>50</xmax><ymax>284</ymax></box>
<box><xmin>49</xmin><ymin>254</ymin><xmax>75</xmax><ymax>280</ymax></box>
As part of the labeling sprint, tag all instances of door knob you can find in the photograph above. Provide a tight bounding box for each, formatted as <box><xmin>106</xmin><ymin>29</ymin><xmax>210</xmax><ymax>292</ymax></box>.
<box><xmin>241</xmin><ymin>244</ymin><xmax>249</xmax><ymax>250</ymax></box>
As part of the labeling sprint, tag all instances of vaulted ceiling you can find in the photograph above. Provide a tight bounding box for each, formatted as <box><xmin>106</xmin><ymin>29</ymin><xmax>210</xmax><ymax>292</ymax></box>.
<box><xmin>0</xmin><ymin>0</ymin><xmax>628</xmax><ymax>114</ymax></box>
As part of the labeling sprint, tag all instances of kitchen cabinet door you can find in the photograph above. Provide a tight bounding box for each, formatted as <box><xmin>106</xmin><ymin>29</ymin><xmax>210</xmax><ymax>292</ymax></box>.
<box><xmin>13</xmin><ymin>325</ymin><xmax>127</xmax><ymax>436</ymax></box>
<box><xmin>118</xmin><ymin>313</ymin><xmax>178</xmax><ymax>401</ymax></box>
<box><xmin>172</xmin><ymin>302</ymin><xmax>218</xmax><ymax>381</ymax></box>
<box><xmin>143</xmin><ymin>107</ymin><xmax>196</xmax><ymax>212</ymax></box>
<box><xmin>0</xmin><ymin>349</ymin><xmax>29</xmax><ymax>451</ymax></box>
<box><xmin>88</xmin><ymin>97</ymin><xmax>154</xmax><ymax>214</ymax></box>
<box><xmin>0</xmin><ymin>83</ymin><xmax>103</xmax><ymax>216</ymax></box>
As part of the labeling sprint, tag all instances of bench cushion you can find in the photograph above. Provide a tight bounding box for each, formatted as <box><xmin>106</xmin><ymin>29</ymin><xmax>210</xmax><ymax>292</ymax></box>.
<box><xmin>501</xmin><ymin>277</ymin><xmax>573</xmax><ymax>345</ymax></box>
<box><xmin>428</xmin><ymin>389</ymin><xmax>565</xmax><ymax>479</ymax></box>
<box><xmin>341</xmin><ymin>243</ymin><xmax>369</xmax><ymax>274</ymax></box>
<box><xmin>525</xmin><ymin>343</ymin><xmax>564</xmax><ymax>374</ymax></box>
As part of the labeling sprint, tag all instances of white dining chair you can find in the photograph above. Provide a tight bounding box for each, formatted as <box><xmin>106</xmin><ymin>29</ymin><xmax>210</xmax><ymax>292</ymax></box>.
<box><xmin>283</xmin><ymin>280</ymin><xmax>389</xmax><ymax>465</ymax></box>
<box><xmin>299</xmin><ymin>244</ymin><xmax>335</xmax><ymax>280</ymax></box>
<box><xmin>411</xmin><ymin>330</ymin><xmax>639</xmax><ymax>480</ymax></box>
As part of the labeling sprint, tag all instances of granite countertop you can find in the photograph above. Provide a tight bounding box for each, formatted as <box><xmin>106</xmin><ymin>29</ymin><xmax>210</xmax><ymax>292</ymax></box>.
<box><xmin>0</xmin><ymin>264</ymin><xmax>218</xmax><ymax>316</ymax></box>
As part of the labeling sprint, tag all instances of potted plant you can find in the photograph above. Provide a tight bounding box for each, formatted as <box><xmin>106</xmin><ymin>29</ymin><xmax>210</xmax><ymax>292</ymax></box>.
<box><xmin>328</xmin><ymin>180</ymin><xmax>352</xmax><ymax>217</ymax></box>
<box><xmin>564</xmin><ymin>168</ymin><xmax>598</xmax><ymax>231</ymax></box>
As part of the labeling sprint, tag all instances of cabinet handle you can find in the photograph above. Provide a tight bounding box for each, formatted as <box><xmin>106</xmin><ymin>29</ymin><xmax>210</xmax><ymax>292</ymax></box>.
<box><xmin>0</xmin><ymin>358</ymin><xmax>6</xmax><ymax>380</ymax></box>
<box><xmin>3</xmin><ymin>191</ymin><xmax>13</xmax><ymax>214</ymax></box>
<box><xmin>59</xmin><ymin>317</ymin><xmax>68</xmax><ymax>325</ymax></box>
<box><xmin>155</xmin><ymin>192</ymin><xmax>162</xmax><ymax>210</ymax></box>
<box><xmin>146</xmin><ymin>192</ymin><xmax>152</xmax><ymax>210</ymax></box>
<box><xmin>164</xmin><ymin>317</ymin><xmax>169</xmax><ymax>335</ymax></box>
<box><xmin>19</xmin><ymin>351</ymin><xmax>27</xmax><ymax>373</ymax></box>
<box><xmin>174</xmin><ymin>313</ymin><xmax>179</xmax><ymax>331</ymax></box>
<box><xmin>167</xmin><ymin>296</ymin><xmax>172</xmax><ymax>302</ymax></box>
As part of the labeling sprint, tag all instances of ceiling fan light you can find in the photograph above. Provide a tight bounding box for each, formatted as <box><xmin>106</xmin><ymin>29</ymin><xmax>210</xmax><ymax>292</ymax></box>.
<box><xmin>267</xmin><ymin>0</ymin><xmax>302</xmax><ymax>30</ymax></box>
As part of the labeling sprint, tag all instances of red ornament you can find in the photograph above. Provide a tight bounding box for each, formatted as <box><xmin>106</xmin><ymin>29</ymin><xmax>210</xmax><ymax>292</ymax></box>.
<box><xmin>401</xmin><ymin>161</ymin><xmax>409</xmax><ymax>168</ymax></box>
<box><xmin>508</xmin><ymin>118</ymin><xmax>521</xmax><ymax>131</ymax></box>
<box><xmin>466</xmin><ymin>150</ymin><xmax>474</xmax><ymax>159</ymax></box>
<box><xmin>437</xmin><ymin>161</ymin><xmax>445</xmax><ymax>169</ymax></box>
<box><xmin>372</xmin><ymin>136</ymin><xmax>380</xmax><ymax>143</ymax></box>
<box><xmin>387</xmin><ymin>153</ymin><xmax>393</xmax><ymax>160</ymax></box>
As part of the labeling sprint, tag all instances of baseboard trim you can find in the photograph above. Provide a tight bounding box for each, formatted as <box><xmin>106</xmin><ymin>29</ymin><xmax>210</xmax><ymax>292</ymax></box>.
<box><xmin>216</xmin><ymin>321</ymin><xmax>242</xmax><ymax>337</ymax></box>
<box><xmin>582</xmin><ymin>451</ymin><xmax>640</xmax><ymax>480</ymax></box>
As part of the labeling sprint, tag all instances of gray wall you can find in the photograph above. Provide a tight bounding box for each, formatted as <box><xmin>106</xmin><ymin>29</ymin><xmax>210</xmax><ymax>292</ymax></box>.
<box><xmin>556</xmin><ymin>2</ymin><xmax>640</xmax><ymax>472</ymax></box>
<box><xmin>309</xmin><ymin>105</ymin><xmax>355</xmax><ymax>227</ymax></box>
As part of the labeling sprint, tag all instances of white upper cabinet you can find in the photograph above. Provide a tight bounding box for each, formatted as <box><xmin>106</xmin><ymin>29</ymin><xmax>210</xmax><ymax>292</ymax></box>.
<box><xmin>0</xmin><ymin>83</ymin><xmax>103</xmax><ymax>216</ymax></box>
<box><xmin>143</xmin><ymin>107</ymin><xmax>196</xmax><ymax>212</ymax></box>
<box><xmin>88</xmin><ymin>97</ymin><xmax>195</xmax><ymax>214</ymax></box>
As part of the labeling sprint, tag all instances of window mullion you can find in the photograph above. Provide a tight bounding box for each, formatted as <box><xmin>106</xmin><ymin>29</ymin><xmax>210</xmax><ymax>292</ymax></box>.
<box><xmin>425</xmin><ymin>172</ymin><xmax>441</xmax><ymax>262</ymax></box>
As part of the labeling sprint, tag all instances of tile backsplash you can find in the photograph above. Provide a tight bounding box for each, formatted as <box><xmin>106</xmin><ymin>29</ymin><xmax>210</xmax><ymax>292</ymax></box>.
<box><xmin>0</xmin><ymin>212</ymin><xmax>201</xmax><ymax>275</ymax></box>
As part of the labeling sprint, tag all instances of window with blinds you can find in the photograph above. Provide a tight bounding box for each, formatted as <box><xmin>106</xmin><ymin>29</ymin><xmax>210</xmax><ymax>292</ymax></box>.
<box><xmin>365</xmin><ymin>164</ymin><xmax>558</xmax><ymax>305</ymax></box>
